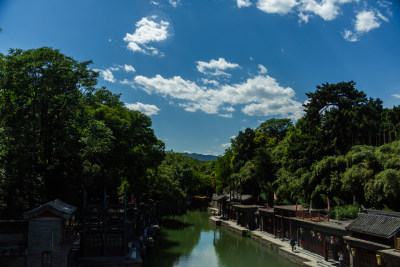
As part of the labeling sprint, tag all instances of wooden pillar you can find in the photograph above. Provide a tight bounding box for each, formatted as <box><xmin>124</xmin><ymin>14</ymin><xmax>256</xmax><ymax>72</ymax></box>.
<box><xmin>273</xmin><ymin>213</ymin><xmax>276</xmax><ymax>237</ymax></box>
<box><xmin>289</xmin><ymin>218</ymin><xmax>292</xmax><ymax>239</ymax></box>
<box><xmin>324</xmin><ymin>235</ymin><xmax>328</xmax><ymax>261</ymax></box>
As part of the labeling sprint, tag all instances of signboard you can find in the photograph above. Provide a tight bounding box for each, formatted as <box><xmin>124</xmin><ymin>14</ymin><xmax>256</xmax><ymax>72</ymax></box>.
<box><xmin>396</xmin><ymin>237</ymin><xmax>400</xmax><ymax>250</ymax></box>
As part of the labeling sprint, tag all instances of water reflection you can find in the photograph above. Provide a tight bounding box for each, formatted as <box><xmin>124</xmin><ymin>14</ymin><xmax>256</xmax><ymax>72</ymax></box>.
<box><xmin>146</xmin><ymin>210</ymin><xmax>299</xmax><ymax>267</ymax></box>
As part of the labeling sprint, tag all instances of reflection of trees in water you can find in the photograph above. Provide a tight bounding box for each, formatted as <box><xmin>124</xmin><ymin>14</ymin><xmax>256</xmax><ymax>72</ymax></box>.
<box><xmin>146</xmin><ymin>210</ymin><xmax>212</xmax><ymax>267</ymax></box>
<box><xmin>147</xmin><ymin>211</ymin><xmax>299</xmax><ymax>267</ymax></box>
<box><xmin>213</xmin><ymin>228</ymin><xmax>299</xmax><ymax>267</ymax></box>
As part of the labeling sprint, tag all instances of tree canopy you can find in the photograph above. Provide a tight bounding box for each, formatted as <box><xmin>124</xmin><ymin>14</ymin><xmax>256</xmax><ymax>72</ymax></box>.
<box><xmin>214</xmin><ymin>81</ymin><xmax>400</xmax><ymax>212</ymax></box>
<box><xmin>0</xmin><ymin>48</ymin><xmax>165</xmax><ymax>217</ymax></box>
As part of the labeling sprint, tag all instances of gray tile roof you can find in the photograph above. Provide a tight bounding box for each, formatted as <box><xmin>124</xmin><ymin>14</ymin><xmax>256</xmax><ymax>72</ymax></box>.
<box><xmin>23</xmin><ymin>199</ymin><xmax>77</xmax><ymax>220</ymax></box>
<box><xmin>345</xmin><ymin>210</ymin><xmax>400</xmax><ymax>239</ymax></box>
<box><xmin>212</xmin><ymin>194</ymin><xmax>228</xmax><ymax>202</ymax></box>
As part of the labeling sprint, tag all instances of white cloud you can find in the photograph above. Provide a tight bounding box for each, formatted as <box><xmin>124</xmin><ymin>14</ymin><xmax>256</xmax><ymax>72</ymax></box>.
<box><xmin>221</xmin><ymin>143</ymin><xmax>231</xmax><ymax>149</ymax></box>
<box><xmin>94</xmin><ymin>68</ymin><xmax>116</xmax><ymax>83</ymax></box>
<box><xmin>299</xmin><ymin>0</ymin><xmax>352</xmax><ymax>21</ymax></box>
<box><xmin>132</xmin><ymin>70</ymin><xmax>304</xmax><ymax>119</ymax></box>
<box><xmin>202</xmin><ymin>78</ymin><xmax>220</xmax><ymax>86</ymax></box>
<box><xmin>219</xmin><ymin>113</ymin><xmax>233</xmax><ymax>118</ymax></box>
<box><xmin>355</xmin><ymin>10</ymin><xmax>381</xmax><ymax>33</ymax></box>
<box><xmin>124</xmin><ymin>64</ymin><xmax>136</xmax><ymax>73</ymax></box>
<box><xmin>257</xmin><ymin>0</ymin><xmax>298</xmax><ymax>15</ymax></box>
<box><xmin>258</xmin><ymin>64</ymin><xmax>268</xmax><ymax>74</ymax></box>
<box><xmin>120</xmin><ymin>79</ymin><xmax>134</xmax><ymax>86</ymax></box>
<box><xmin>298</xmin><ymin>12</ymin><xmax>309</xmax><ymax>23</ymax></box>
<box><xmin>344</xmin><ymin>9</ymin><xmax>388</xmax><ymax>42</ymax></box>
<box><xmin>125</xmin><ymin>102</ymin><xmax>160</xmax><ymax>116</ymax></box>
<box><xmin>237</xmin><ymin>0</ymin><xmax>252</xmax><ymax>8</ymax></box>
<box><xmin>343</xmin><ymin>29</ymin><xmax>358</xmax><ymax>42</ymax></box>
<box><xmin>169</xmin><ymin>0</ymin><xmax>180</xmax><ymax>7</ymax></box>
<box><xmin>150</xmin><ymin>0</ymin><xmax>160</xmax><ymax>6</ymax></box>
<box><xmin>196</xmin><ymin>58</ymin><xmax>240</xmax><ymax>76</ymax></box>
<box><xmin>392</xmin><ymin>94</ymin><xmax>400</xmax><ymax>99</ymax></box>
<box><xmin>123</xmin><ymin>15</ymin><xmax>170</xmax><ymax>56</ymax></box>
<box><xmin>223</xmin><ymin>106</ymin><xmax>236</xmax><ymax>112</ymax></box>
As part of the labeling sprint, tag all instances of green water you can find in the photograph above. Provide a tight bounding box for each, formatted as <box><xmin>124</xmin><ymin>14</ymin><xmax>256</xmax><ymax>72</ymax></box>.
<box><xmin>146</xmin><ymin>210</ymin><xmax>299</xmax><ymax>267</ymax></box>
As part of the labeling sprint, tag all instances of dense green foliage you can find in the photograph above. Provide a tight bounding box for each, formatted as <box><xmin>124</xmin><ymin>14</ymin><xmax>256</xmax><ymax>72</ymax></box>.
<box><xmin>215</xmin><ymin>81</ymin><xmax>400</xmax><ymax>213</ymax></box>
<box><xmin>149</xmin><ymin>152</ymin><xmax>214</xmax><ymax>216</ymax></box>
<box><xmin>0</xmin><ymin>48</ymin><xmax>165</xmax><ymax>217</ymax></box>
<box><xmin>1</xmin><ymin>48</ymin><xmax>399</xmax><ymax>220</ymax></box>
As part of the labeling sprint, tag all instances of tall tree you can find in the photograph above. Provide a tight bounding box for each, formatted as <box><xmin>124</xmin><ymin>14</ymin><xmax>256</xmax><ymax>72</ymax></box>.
<box><xmin>0</xmin><ymin>48</ymin><xmax>98</xmax><ymax>215</ymax></box>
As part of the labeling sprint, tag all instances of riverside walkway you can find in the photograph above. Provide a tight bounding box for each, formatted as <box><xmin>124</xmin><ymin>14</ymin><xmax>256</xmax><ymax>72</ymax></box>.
<box><xmin>209</xmin><ymin>216</ymin><xmax>341</xmax><ymax>267</ymax></box>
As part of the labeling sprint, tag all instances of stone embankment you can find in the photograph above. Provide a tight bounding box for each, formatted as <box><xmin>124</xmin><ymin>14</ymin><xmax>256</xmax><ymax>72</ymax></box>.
<box><xmin>209</xmin><ymin>216</ymin><xmax>340</xmax><ymax>267</ymax></box>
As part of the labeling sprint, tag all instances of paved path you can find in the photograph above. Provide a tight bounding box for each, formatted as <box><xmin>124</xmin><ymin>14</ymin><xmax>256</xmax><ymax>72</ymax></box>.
<box><xmin>210</xmin><ymin>216</ymin><xmax>341</xmax><ymax>267</ymax></box>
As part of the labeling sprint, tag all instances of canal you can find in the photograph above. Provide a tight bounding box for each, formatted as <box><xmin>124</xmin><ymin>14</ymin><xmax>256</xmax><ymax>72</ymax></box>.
<box><xmin>146</xmin><ymin>210</ymin><xmax>299</xmax><ymax>267</ymax></box>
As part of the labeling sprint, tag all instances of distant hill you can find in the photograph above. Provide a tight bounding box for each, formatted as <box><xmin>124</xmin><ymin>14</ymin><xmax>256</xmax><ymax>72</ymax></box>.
<box><xmin>181</xmin><ymin>153</ymin><xmax>218</xmax><ymax>162</ymax></box>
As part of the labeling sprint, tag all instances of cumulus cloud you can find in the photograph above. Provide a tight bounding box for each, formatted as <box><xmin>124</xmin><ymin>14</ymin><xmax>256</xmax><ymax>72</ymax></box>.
<box><xmin>223</xmin><ymin>106</ymin><xmax>236</xmax><ymax>112</ymax></box>
<box><xmin>244</xmin><ymin>0</ymin><xmax>392</xmax><ymax>40</ymax></box>
<box><xmin>196</xmin><ymin>58</ymin><xmax>240</xmax><ymax>76</ymax></box>
<box><xmin>202</xmin><ymin>78</ymin><xmax>220</xmax><ymax>86</ymax></box>
<box><xmin>169</xmin><ymin>0</ymin><xmax>180</xmax><ymax>7</ymax></box>
<box><xmin>131</xmin><ymin>66</ymin><xmax>304</xmax><ymax>119</ymax></box>
<box><xmin>94</xmin><ymin>68</ymin><xmax>117</xmax><ymax>83</ymax></box>
<box><xmin>237</xmin><ymin>0</ymin><xmax>252</xmax><ymax>8</ymax></box>
<box><xmin>257</xmin><ymin>0</ymin><xmax>298</xmax><ymax>15</ymax></box>
<box><xmin>125</xmin><ymin>102</ymin><xmax>160</xmax><ymax>116</ymax></box>
<box><xmin>123</xmin><ymin>15</ymin><xmax>170</xmax><ymax>56</ymax></box>
<box><xmin>343</xmin><ymin>9</ymin><xmax>388</xmax><ymax>42</ymax></box>
<box><xmin>355</xmin><ymin>10</ymin><xmax>382</xmax><ymax>33</ymax></box>
<box><xmin>124</xmin><ymin>64</ymin><xmax>136</xmax><ymax>73</ymax></box>
<box><xmin>298</xmin><ymin>0</ymin><xmax>352</xmax><ymax>22</ymax></box>
<box><xmin>258</xmin><ymin>64</ymin><xmax>268</xmax><ymax>74</ymax></box>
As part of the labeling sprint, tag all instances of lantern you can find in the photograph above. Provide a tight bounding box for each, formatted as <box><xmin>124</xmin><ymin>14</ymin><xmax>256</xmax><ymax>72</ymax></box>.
<box><xmin>376</xmin><ymin>254</ymin><xmax>382</xmax><ymax>266</ymax></box>
<box><xmin>330</xmin><ymin>236</ymin><xmax>335</xmax><ymax>245</ymax></box>
<box><xmin>311</xmin><ymin>230</ymin><xmax>315</xmax><ymax>237</ymax></box>
<box><xmin>300</xmin><ymin>228</ymin><xmax>304</xmax><ymax>234</ymax></box>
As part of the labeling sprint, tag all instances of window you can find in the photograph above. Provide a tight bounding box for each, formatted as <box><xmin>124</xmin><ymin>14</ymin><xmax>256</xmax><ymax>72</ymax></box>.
<box><xmin>42</xmin><ymin>251</ymin><xmax>52</xmax><ymax>267</ymax></box>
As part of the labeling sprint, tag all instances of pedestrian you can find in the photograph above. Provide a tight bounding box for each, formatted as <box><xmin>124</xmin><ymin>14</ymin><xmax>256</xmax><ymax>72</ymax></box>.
<box><xmin>290</xmin><ymin>237</ymin><xmax>296</xmax><ymax>252</ymax></box>
<box><xmin>338</xmin><ymin>251</ymin><xmax>344</xmax><ymax>267</ymax></box>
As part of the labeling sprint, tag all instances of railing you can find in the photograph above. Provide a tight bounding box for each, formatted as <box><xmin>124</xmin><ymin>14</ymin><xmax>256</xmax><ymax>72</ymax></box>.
<box><xmin>295</xmin><ymin>210</ymin><xmax>330</xmax><ymax>222</ymax></box>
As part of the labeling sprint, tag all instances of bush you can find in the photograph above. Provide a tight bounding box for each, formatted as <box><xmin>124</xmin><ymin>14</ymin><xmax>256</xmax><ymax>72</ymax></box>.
<box><xmin>243</xmin><ymin>230</ymin><xmax>252</xmax><ymax>238</ymax></box>
<box><xmin>326</xmin><ymin>204</ymin><xmax>360</xmax><ymax>220</ymax></box>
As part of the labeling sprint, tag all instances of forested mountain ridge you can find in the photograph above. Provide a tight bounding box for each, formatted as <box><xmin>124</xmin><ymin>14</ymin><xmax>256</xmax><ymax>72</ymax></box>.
<box><xmin>181</xmin><ymin>153</ymin><xmax>218</xmax><ymax>162</ymax></box>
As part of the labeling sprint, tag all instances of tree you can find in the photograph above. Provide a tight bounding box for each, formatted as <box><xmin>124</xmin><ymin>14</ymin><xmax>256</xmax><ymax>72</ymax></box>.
<box><xmin>303</xmin><ymin>81</ymin><xmax>370</xmax><ymax>154</ymax></box>
<box><xmin>0</xmin><ymin>48</ymin><xmax>99</xmax><ymax>216</ymax></box>
<box><xmin>0</xmin><ymin>47</ymin><xmax>166</xmax><ymax>217</ymax></box>
<box><xmin>257</xmin><ymin>118</ymin><xmax>292</xmax><ymax>140</ymax></box>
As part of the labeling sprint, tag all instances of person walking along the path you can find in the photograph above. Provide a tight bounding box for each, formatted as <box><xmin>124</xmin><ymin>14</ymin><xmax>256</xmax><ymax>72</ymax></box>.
<box><xmin>290</xmin><ymin>237</ymin><xmax>296</xmax><ymax>252</ymax></box>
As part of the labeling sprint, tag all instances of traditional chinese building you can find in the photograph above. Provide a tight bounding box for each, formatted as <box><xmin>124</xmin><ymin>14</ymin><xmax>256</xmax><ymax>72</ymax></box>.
<box><xmin>22</xmin><ymin>199</ymin><xmax>78</xmax><ymax>267</ymax></box>
<box><xmin>232</xmin><ymin>205</ymin><xmax>261</xmax><ymax>229</ymax></box>
<box><xmin>344</xmin><ymin>209</ymin><xmax>400</xmax><ymax>267</ymax></box>
<box><xmin>256</xmin><ymin>207</ymin><xmax>275</xmax><ymax>234</ymax></box>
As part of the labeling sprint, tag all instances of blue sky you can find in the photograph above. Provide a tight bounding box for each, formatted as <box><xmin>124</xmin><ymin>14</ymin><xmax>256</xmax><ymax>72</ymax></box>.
<box><xmin>1</xmin><ymin>0</ymin><xmax>399</xmax><ymax>155</ymax></box>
